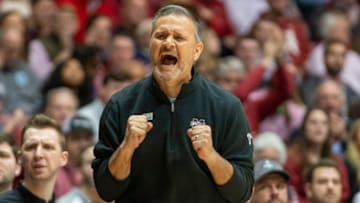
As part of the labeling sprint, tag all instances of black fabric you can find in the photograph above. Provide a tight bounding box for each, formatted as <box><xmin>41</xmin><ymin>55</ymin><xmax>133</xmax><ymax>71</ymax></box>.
<box><xmin>0</xmin><ymin>183</ymin><xmax>56</xmax><ymax>203</ymax></box>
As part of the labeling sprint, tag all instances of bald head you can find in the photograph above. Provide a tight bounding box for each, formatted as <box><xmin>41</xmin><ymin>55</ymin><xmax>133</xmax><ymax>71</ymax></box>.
<box><xmin>315</xmin><ymin>80</ymin><xmax>344</xmax><ymax>114</ymax></box>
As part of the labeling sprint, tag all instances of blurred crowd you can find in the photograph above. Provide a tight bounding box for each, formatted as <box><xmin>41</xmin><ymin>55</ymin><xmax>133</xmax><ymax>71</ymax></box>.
<box><xmin>0</xmin><ymin>0</ymin><xmax>360</xmax><ymax>202</ymax></box>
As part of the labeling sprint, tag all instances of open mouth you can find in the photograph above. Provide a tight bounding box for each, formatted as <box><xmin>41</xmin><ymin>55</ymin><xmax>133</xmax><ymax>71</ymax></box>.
<box><xmin>161</xmin><ymin>54</ymin><xmax>178</xmax><ymax>65</ymax></box>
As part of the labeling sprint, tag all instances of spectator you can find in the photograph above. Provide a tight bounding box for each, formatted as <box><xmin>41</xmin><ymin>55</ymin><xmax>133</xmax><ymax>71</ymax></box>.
<box><xmin>43</xmin><ymin>87</ymin><xmax>78</xmax><ymax>128</ymax></box>
<box><xmin>253</xmin><ymin>131</ymin><xmax>287</xmax><ymax>165</ymax></box>
<box><xmin>285</xmin><ymin>108</ymin><xmax>350</xmax><ymax>203</ymax></box>
<box><xmin>305</xmin><ymin>158</ymin><xmax>342</xmax><ymax>203</ymax></box>
<box><xmin>28</xmin><ymin>5</ymin><xmax>78</xmax><ymax>82</ymax></box>
<box><xmin>84</xmin><ymin>14</ymin><xmax>113</xmax><ymax>51</ymax></box>
<box><xmin>0</xmin><ymin>133</ymin><xmax>20</xmax><ymax>194</ymax></box>
<box><xmin>230</xmin><ymin>22</ymin><xmax>297</xmax><ymax>134</ymax></box>
<box><xmin>108</xmin><ymin>31</ymin><xmax>137</xmax><ymax>71</ymax></box>
<box><xmin>250</xmin><ymin>159</ymin><xmax>290</xmax><ymax>203</ymax></box>
<box><xmin>313</xmin><ymin>80</ymin><xmax>348</xmax><ymax>154</ymax></box>
<box><xmin>0</xmin><ymin>27</ymin><xmax>42</xmax><ymax>116</ymax></box>
<box><xmin>42</xmin><ymin>57</ymin><xmax>94</xmax><ymax>107</ymax></box>
<box><xmin>233</xmin><ymin>35</ymin><xmax>262</xmax><ymax>72</ymax></box>
<box><xmin>253</xmin><ymin>131</ymin><xmax>300</xmax><ymax>202</ymax></box>
<box><xmin>259</xmin><ymin>0</ymin><xmax>311</xmax><ymax>67</ymax></box>
<box><xmin>28</xmin><ymin>0</ymin><xmax>58</xmax><ymax>39</ymax></box>
<box><xmin>0</xmin><ymin>114</ymin><xmax>68</xmax><ymax>202</ymax></box>
<box><xmin>215</xmin><ymin>56</ymin><xmax>246</xmax><ymax>93</ymax></box>
<box><xmin>306</xmin><ymin>10</ymin><xmax>360</xmax><ymax>96</ymax></box>
<box><xmin>300</xmin><ymin>40</ymin><xmax>359</xmax><ymax>108</ymax></box>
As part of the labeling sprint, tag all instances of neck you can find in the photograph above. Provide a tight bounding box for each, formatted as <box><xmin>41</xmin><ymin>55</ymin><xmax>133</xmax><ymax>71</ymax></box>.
<box><xmin>308</xmin><ymin>142</ymin><xmax>323</xmax><ymax>153</ymax></box>
<box><xmin>328</xmin><ymin>74</ymin><xmax>341</xmax><ymax>82</ymax></box>
<box><xmin>155</xmin><ymin>77</ymin><xmax>191</xmax><ymax>98</ymax></box>
<box><xmin>23</xmin><ymin>177</ymin><xmax>55</xmax><ymax>201</ymax></box>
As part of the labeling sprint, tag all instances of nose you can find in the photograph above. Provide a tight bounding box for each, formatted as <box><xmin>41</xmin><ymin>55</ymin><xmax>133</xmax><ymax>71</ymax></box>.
<box><xmin>327</xmin><ymin>180</ymin><xmax>336</xmax><ymax>189</ymax></box>
<box><xmin>270</xmin><ymin>185</ymin><xmax>280</xmax><ymax>197</ymax></box>
<box><xmin>163</xmin><ymin>36</ymin><xmax>175</xmax><ymax>49</ymax></box>
<box><xmin>34</xmin><ymin>145</ymin><xmax>44</xmax><ymax>159</ymax></box>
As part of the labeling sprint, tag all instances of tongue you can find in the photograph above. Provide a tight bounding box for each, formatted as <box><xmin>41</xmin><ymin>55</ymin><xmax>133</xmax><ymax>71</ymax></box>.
<box><xmin>162</xmin><ymin>56</ymin><xmax>177</xmax><ymax>65</ymax></box>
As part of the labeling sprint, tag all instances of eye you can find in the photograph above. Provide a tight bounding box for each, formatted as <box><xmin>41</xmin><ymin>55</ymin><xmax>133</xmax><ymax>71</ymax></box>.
<box><xmin>155</xmin><ymin>33</ymin><xmax>167</xmax><ymax>40</ymax></box>
<box><xmin>43</xmin><ymin>143</ymin><xmax>56</xmax><ymax>150</ymax></box>
<box><xmin>257</xmin><ymin>183</ymin><xmax>270</xmax><ymax>191</ymax></box>
<box><xmin>174</xmin><ymin>35</ymin><xmax>184</xmax><ymax>41</ymax></box>
<box><xmin>24</xmin><ymin>144</ymin><xmax>37</xmax><ymax>151</ymax></box>
<box><xmin>0</xmin><ymin>151</ymin><xmax>11</xmax><ymax>159</ymax></box>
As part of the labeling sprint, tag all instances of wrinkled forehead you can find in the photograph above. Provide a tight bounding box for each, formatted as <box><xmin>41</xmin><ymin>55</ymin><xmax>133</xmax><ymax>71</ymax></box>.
<box><xmin>22</xmin><ymin>127</ymin><xmax>60</xmax><ymax>145</ymax></box>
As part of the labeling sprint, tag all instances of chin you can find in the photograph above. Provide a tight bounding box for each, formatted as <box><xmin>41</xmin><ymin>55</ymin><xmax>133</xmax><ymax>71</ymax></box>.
<box><xmin>154</xmin><ymin>69</ymin><xmax>178</xmax><ymax>82</ymax></box>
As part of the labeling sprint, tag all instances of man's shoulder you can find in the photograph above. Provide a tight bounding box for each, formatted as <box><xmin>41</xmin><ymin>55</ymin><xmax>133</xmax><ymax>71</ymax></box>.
<box><xmin>0</xmin><ymin>188</ymin><xmax>24</xmax><ymax>202</ymax></box>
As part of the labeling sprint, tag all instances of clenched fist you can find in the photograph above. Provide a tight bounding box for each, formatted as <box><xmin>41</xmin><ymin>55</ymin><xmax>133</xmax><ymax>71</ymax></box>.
<box><xmin>122</xmin><ymin>115</ymin><xmax>153</xmax><ymax>151</ymax></box>
<box><xmin>187</xmin><ymin>125</ymin><xmax>215</xmax><ymax>161</ymax></box>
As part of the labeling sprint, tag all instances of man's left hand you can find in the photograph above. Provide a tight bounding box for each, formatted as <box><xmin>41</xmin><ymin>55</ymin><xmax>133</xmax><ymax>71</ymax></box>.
<box><xmin>187</xmin><ymin>125</ymin><xmax>215</xmax><ymax>161</ymax></box>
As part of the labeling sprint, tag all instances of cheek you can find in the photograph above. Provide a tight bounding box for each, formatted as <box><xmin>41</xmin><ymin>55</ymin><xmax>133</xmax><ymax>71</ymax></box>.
<box><xmin>254</xmin><ymin>189</ymin><xmax>270</xmax><ymax>199</ymax></box>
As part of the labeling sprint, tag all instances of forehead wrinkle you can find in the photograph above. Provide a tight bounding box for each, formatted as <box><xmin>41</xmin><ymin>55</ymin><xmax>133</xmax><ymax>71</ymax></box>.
<box><xmin>23</xmin><ymin>132</ymin><xmax>59</xmax><ymax>146</ymax></box>
<box><xmin>154</xmin><ymin>26</ymin><xmax>190</xmax><ymax>36</ymax></box>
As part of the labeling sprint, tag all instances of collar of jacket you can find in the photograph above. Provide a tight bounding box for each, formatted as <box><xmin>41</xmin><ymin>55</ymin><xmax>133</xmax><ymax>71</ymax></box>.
<box><xmin>149</xmin><ymin>67</ymin><xmax>201</xmax><ymax>104</ymax></box>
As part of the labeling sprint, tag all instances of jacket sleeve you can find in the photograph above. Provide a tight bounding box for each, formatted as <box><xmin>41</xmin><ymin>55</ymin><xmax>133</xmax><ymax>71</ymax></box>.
<box><xmin>217</xmin><ymin>99</ymin><xmax>254</xmax><ymax>202</ymax></box>
<box><xmin>92</xmin><ymin>99</ymin><xmax>129</xmax><ymax>201</ymax></box>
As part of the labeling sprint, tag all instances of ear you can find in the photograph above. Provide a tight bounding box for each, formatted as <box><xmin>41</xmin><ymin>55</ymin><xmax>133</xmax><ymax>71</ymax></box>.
<box><xmin>193</xmin><ymin>41</ymin><xmax>204</xmax><ymax>62</ymax></box>
<box><xmin>16</xmin><ymin>151</ymin><xmax>22</xmax><ymax>176</ymax></box>
<box><xmin>305</xmin><ymin>183</ymin><xmax>313</xmax><ymax>199</ymax></box>
<box><xmin>60</xmin><ymin>151</ymin><xmax>69</xmax><ymax>167</ymax></box>
<box><xmin>15</xmin><ymin>162</ymin><xmax>21</xmax><ymax>177</ymax></box>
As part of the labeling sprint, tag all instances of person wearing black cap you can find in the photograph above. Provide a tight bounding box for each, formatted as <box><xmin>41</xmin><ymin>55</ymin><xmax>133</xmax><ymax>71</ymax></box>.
<box><xmin>251</xmin><ymin>159</ymin><xmax>290</xmax><ymax>203</ymax></box>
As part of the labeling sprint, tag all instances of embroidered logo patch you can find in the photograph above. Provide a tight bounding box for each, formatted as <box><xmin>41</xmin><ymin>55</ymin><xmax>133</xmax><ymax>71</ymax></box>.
<box><xmin>190</xmin><ymin>118</ymin><xmax>206</xmax><ymax>127</ymax></box>
<box><xmin>143</xmin><ymin>112</ymin><xmax>153</xmax><ymax>121</ymax></box>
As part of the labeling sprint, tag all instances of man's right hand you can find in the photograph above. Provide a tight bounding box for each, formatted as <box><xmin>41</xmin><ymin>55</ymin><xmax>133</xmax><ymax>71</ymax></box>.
<box><xmin>121</xmin><ymin>115</ymin><xmax>153</xmax><ymax>151</ymax></box>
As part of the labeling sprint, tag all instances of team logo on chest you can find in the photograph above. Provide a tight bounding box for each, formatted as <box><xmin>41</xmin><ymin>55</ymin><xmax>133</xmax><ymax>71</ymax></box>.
<box><xmin>190</xmin><ymin>118</ymin><xmax>206</xmax><ymax>127</ymax></box>
<box><xmin>246</xmin><ymin>133</ymin><xmax>252</xmax><ymax>146</ymax></box>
